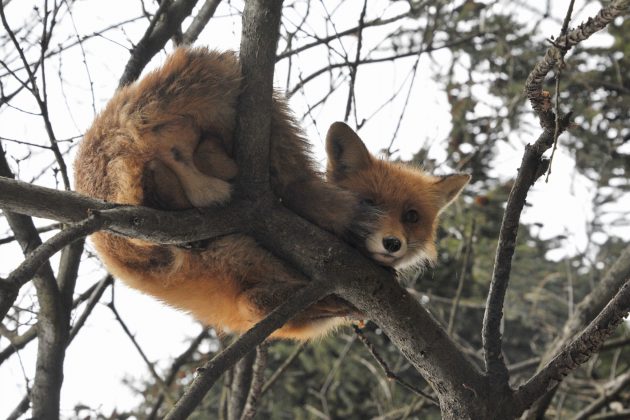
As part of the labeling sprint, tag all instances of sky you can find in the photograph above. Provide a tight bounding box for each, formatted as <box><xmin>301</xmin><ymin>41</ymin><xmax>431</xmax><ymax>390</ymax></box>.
<box><xmin>0</xmin><ymin>0</ymin><xmax>628</xmax><ymax>417</ymax></box>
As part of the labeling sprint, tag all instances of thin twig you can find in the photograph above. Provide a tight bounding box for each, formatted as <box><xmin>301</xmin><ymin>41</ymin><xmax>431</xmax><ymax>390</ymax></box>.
<box><xmin>515</xmin><ymin>278</ymin><xmax>630</xmax><ymax>412</ymax></box>
<box><xmin>0</xmin><ymin>215</ymin><xmax>106</xmax><ymax>320</ymax></box>
<box><xmin>277</xmin><ymin>11</ymin><xmax>410</xmax><ymax>61</ymax></box>
<box><xmin>108</xmin><ymin>299</ymin><xmax>176</xmax><ymax>405</ymax></box>
<box><xmin>447</xmin><ymin>219</ymin><xmax>475</xmax><ymax>336</ymax></box>
<box><xmin>260</xmin><ymin>341</ymin><xmax>307</xmax><ymax>396</ymax></box>
<box><xmin>353</xmin><ymin>325</ymin><xmax>438</xmax><ymax>405</ymax></box>
<box><xmin>343</xmin><ymin>0</ymin><xmax>367</xmax><ymax>123</ymax></box>
<box><xmin>147</xmin><ymin>328</ymin><xmax>209</xmax><ymax>419</ymax></box>
<box><xmin>0</xmin><ymin>1</ymin><xmax>71</xmax><ymax>189</ymax></box>
<box><xmin>545</xmin><ymin>0</ymin><xmax>575</xmax><ymax>182</ymax></box>
<box><xmin>0</xmin><ymin>223</ymin><xmax>62</xmax><ymax>245</ymax></box>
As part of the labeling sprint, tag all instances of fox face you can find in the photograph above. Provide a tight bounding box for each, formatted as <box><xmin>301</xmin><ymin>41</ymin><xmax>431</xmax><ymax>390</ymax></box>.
<box><xmin>326</xmin><ymin>122</ymin><xmax>470</xmax><ymax>270</ymax></box>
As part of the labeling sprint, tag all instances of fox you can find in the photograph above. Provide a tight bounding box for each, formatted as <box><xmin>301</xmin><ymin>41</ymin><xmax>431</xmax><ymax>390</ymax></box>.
<box><xmin>74</xmin><ymin>47</ymin><xmax>469</xmax><ymax>339</ymax></box>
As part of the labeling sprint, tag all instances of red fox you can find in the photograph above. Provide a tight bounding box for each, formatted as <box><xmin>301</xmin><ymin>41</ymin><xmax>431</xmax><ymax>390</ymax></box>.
<box><xmin>74</xmin><ymin>47</ymin><xmax>469</xmax><ymax>339</ymax></box>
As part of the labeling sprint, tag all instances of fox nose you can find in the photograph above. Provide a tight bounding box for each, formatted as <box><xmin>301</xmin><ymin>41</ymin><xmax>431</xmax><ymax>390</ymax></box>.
<box><xmin>383</xmin><ymin>236</ymin><xmax>402</xmax><ymax>253</ymax></box>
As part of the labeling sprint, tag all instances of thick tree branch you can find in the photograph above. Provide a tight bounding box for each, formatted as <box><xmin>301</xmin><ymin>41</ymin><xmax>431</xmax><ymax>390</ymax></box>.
<box><xmin>0</xmin><ymin>145</ymin><xmax>74</xmax><ymax>418</ymax></box>
<box><xmin>0</xmin><ymin>176</ymin><xmax>246</xmax><ymax>243</ymax></box>
<box><xmin>233</xmin><ymin>0</ymin><xmax>283</xmax><ymax>193</ymax></box>
<box><xmin>256</xmin><ymin>205</ymin><xmax>491</xmax><ymax>418</ymax></box>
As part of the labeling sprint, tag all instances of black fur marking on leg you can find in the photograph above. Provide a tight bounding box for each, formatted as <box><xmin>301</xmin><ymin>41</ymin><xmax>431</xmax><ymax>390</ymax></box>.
<box><xmin>171</xmin><ymin>146</ymin><xmax>183</xmax><ymax>162</ymax></box>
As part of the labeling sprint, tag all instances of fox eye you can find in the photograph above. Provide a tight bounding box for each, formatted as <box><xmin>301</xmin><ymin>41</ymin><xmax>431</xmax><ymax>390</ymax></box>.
<box><xmin>403</xmin><ymin>209</ymin><xmax>419</xmax><ymax>223</ymax></box>
<box><xmin>361</xmin><ymin>198</ymin><xmax>376</xmax><ymax>206</ymax></box>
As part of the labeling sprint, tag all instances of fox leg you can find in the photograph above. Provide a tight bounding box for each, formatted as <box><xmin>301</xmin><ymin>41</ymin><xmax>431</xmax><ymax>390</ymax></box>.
<box><xmin>143</xmin><ymin>159</ymin><xmax>193</xmax><ymax>210</ymax></box>
<box><xmin>148</xmin><ymin>123</ymin><xmax>232</xmax><ymax>207</ymax></box>
<box><xmin>280</xmin><ymin>179</ymin><xmax>377</xmax><ymax>246</ymax></box>
<box><xmin>193</xmin><ymin>134</ymin><xmax>238</xmax><ymax>181</ymax></box>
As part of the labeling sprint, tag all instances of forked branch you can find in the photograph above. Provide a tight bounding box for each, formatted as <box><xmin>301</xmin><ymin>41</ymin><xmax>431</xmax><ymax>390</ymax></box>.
<box><xmin>482</xmin><ymin>0</ymin><xmax>630</xmax><ymax>389</ymax></box>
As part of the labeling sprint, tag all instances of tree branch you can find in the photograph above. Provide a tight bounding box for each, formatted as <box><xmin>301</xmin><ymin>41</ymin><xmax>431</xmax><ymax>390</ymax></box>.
<box><xmin>164</xmin><ymin>280</ymin><xmax>331</xmax><ymax>420</ymax></box>
<box><xmin>181</xmin><ymin>0</ymin><xmax>222</xmax><ymax>45</ymax></box>
<box><xmin>0</xmin><ymin>216</ymin><xmax>103</xmax><ymax>320</ymax></box>
<box><xmin>0</xmin><ymin>176</ymin><xmax>246</xmax><ymax>243</ymax></box>
<box><xmin>573</xmin><ymin>371</ymin><xmax>630</xmax><ymax>420</ymax></box>
<box><xmin>147</xmin><ymin>328</ymin><xmax>209</xmax><ymax>419</ymax></box>
<box><xmin>481</xmin><ymin>0</ymin><xmax>630</xmax><ymax>388</ymax></box>
<box><xmin>233</xmin><ymin>0</ymin><xmax>283</xmax><ymax>193</ymax></box>
<box><xmin>228</xmin><ymin>350</ymin><xmax>255</xmax><ymax>420</ymax></box>
<box><xmin>118</xmin><ymin>0</ymin><xmax>200</xmax><ymax>87</ymax></box>
<box><xmin>240</xmin><ymin>344</ymin><xmax>267</xmax><ymax>420</ymax></box>
<box><xmin>515</xmin><ymin>278</ymin><xmax>630</xmax><ymax>412</ymax></box>
<box><xmin>524</xmin><ymin>244</ymin><xmax>630</xmax><ymax>417</ymax></box>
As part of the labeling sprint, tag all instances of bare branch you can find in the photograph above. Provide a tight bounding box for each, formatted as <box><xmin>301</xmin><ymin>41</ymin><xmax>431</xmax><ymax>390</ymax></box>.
<box><xmin>164</xmin><ymin>280</ymin><xmax>331</xmax><ymax>420</ymax></box>
<box><xmin>0</xmin><ymin>176</ymin><xmax>246</xmax><ymax>243</ymax></box>
<box><xmin>29</xmin><ymin>237</ymin><xmax>84</xmax><ymax>418</ymax></box>
<box><xmin>147</xmin><ymin>328</ymin><xmax>209</xmax><ymax>419</ymax></box>
<box><xmin>181</xmin><ymin>0</ymin><xmax>222</xmax><ymax>45</ymax></box>
<box><xmin>525</xmin><ymin>0</ymin><xmax>630</xmax><ymax>127</ymax></box>
<box><xmin>233</xmin><ymin>0</ymin><xmax>283</xmax><ymax>193</ymax></box>
<box><xmin>482</xmin><ymin>0</ymin><xmax>630</xmax><ymax>387</ymax></box>
<box><xmin>515</xmin><ymin>278</ymin><xmax>630</xmax><ymax>412</ymax></box>
<box><xmin>0</xmin><ymin>216</ymin><xmax>104</xmax><ymax>320</ymax></box>
<box><xmin>228</xmin><ymin>351</ymin><xmax>255</xmax><ymax>420</ymax></box>
<box><xmin>109</xmin><ymin>299</ymin><xmax>176</xmax><ymax>406</ymax></box>
<box><xmin>276</xmin><ymin>11</ymin><xmax>411</xmax><ymax>61</ymax></box>
<box><xmin>240</xmin><ymin>344</ymin><xmax>267</xmax><ymax>420</ymax></box>
<box><xmin>118</xmin><ymin>0</ymin><xmax>200</xmax><ymax>87</ymax></box>
<box><xmin>0</xmin><ymin>1</ymin><xmax>71</xmax><ymax>190</ymax></box>
<box><xmin>342</xmin><ymin>0</ymin><xmax>367</xmax><ymax>124</ymax></box>
<box><xmin>573</xmin><ymin>372</ymin><xmax>630</xmax><ymax>420</ymax></box>
<box><xmin>354</xmin><ymin>325</ymin><xmax>438</xmax><ymax>405</ymax></box>
<box><xmin>0</xmin><ymin>223</ymin><xmax>62</xmax><ymax>245</ymax></box>
<box><xmin>524</xmin><ymin>244</ymin><xmax>630</xmax><ymax>417</ymax></box>
<box><xmin>260</xmin><ymin>341</ymin><xmax>306</xmax><ymax>396</ymax></box>
<box><xmin>288</xmin><ymin>32</ymin><xmax>485</xmax><ymax>97</ymax></box>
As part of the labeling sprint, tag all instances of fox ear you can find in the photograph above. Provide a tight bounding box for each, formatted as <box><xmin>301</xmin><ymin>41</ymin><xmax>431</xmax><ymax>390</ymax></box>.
<box><xmin>434</xmin><ymin>174</ymin><xmax>471</xmax><ymax>212</ymax></box>
<box><xmin>326</xmin><ymin>122</ymin><xmax>372</xmax><ymax>181</ymax></box>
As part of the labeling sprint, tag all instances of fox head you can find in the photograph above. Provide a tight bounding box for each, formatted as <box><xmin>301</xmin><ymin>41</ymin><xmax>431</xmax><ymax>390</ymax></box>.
<box><xmin>326</xmin><ymin>122</ymin><xmax>470</xmax><ymax>270</ymax></box>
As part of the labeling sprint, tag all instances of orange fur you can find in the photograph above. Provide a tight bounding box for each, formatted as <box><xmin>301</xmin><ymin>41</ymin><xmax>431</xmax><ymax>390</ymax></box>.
<box><xmin>74</xmin><ymin>47</ymin><xmax>469</xmax><ymax>340</ymax></box>
<box><xmin>326</xmin><ymin>122</ymin><xmax>470</xmax><ymax>270</ymax></box>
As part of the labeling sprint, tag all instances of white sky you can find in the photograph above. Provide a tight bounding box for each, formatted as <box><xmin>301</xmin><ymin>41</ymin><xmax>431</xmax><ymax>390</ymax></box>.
<box><xmin>0</xmin><ymin>0</ymin><xmax>628</xmax><ymax>417</ymax></box>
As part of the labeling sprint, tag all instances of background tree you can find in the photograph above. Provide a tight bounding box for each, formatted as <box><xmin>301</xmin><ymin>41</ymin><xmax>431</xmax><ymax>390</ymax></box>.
<box><xmin>1</xmin><ymin>0</ymin><xmax>629</xmax><ymax>419</ymax></box>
